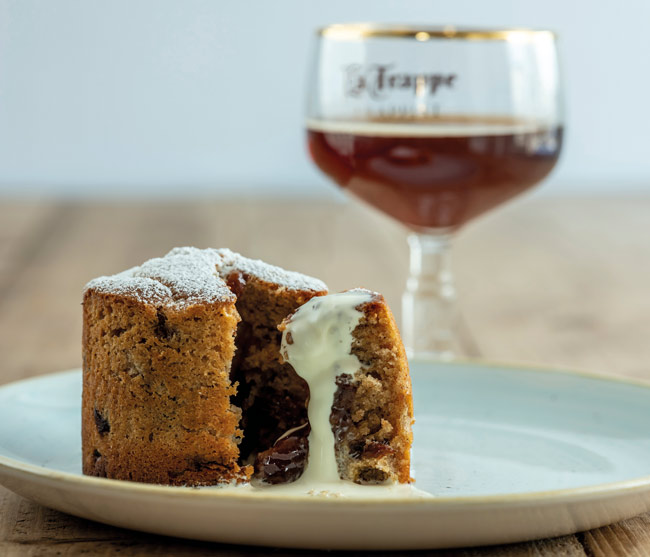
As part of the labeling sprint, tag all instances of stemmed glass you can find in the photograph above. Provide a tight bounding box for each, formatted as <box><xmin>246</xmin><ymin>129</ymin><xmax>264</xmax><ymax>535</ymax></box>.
<box><xmin>306</xmin><ymin>24</ymin><xmax>563</xmax><ymax>360</ymax></box>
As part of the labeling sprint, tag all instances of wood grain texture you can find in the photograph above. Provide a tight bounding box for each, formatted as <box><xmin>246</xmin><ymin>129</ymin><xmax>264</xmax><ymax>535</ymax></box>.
<box><xmin>0</xmin><ymin>197</ymin><xmax>648</xmax><ymax>556</ymax></box>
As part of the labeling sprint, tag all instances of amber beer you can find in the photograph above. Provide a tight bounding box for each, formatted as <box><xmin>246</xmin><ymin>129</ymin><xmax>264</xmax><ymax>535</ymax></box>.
<box><xmin>307</xmin><ymin>116</ymin><xmax>563</xmax><ymax>231</ymax></box>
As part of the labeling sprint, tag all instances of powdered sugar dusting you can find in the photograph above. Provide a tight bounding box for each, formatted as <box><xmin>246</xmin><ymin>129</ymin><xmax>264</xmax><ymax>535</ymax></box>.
<box><xmin>85</xmin><ymin>247</ymin><xmax>327</xmax><ymax>307</ymax></box>
<box><xmin>85</xmin><ymin>248</ymin><xmax>234</xmax><ymax>307</ymax></box>
<box><xmin>214</xmin><ymin>248</ymin><xmax>327</xmax><ymax>293</ymax></box>
<box><xmin>86</xmin><ymin>273</ymin><xmax>174</xmax><ymax>305</ymax></box>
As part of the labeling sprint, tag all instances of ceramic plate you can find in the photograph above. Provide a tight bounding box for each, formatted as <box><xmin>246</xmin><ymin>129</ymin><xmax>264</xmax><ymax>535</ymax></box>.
<box><xmin>2</xmin><ymin>361</ymin><xmax>650</xmax><ymax>550</ymax></box>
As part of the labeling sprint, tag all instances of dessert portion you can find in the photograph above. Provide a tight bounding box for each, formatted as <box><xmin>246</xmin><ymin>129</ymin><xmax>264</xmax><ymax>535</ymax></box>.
<box><xmin>82</xmin><ymin>247</ymin><xmax>412</xmax><ymax>488</ymax></box>
<box><xmin>279</xmin><ymin>289</ymin><xmax>413</xmax><ymax>485</ymax></box>
<box><xmin>82</xmin><ymin>247</ymin><xmax>326</xmax><ymax>486</ymax></box>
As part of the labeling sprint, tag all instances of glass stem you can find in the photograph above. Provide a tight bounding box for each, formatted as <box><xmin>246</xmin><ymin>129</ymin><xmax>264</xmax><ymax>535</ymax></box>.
<box><xmin>402</xmin><ymin>232</ymin><xmax>461</xmax><ymax>360</ymax></box>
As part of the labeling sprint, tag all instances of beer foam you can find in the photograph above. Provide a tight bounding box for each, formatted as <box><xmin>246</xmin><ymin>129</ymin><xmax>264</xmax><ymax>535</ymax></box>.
<box><xmin>306</xmin><ymin>117</ymin><xmax>551</xmax><ymax>137</ymax></box>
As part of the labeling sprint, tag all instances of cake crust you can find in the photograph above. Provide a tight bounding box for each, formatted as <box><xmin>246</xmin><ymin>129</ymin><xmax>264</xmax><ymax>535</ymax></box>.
<box><xmin>82</xmin><ymin>290</ymin><xmax>249</xmax><ymax>485</ymax></box>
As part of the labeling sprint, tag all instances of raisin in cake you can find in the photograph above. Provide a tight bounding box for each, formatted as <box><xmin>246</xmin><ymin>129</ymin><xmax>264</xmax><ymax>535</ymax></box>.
<box><xmin>82</xmin><ymin>247</ymin><xmax>326</xmax><ymax>485</ymax></box>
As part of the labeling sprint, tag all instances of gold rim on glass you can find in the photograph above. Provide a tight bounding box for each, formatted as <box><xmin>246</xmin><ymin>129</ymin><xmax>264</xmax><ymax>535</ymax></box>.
<box><xmin>318</xmin><ymin>23</ymin><xmax>556</xmax><ymax>41</ymax></box>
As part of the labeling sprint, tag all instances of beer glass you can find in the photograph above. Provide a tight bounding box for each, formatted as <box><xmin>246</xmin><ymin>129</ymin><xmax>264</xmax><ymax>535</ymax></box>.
<box><xmin>306</xmin><ymin>24</ymin><xmax>563</xmax><ymax>360</ymax></box>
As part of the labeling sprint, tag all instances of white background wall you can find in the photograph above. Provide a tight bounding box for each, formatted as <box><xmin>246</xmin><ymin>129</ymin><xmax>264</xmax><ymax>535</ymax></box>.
<box><xmin>0</xmin><ymin>0</ymin><xmax>648</xmax><ymax>198</ymax></box>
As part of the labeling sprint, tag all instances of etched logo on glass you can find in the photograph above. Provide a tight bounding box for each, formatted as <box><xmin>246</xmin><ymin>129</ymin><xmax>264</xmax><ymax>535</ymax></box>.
<box><xmin>344</xmin><ymin>64</ymin><xmax>457</xmax><ymax>98</ymax></box>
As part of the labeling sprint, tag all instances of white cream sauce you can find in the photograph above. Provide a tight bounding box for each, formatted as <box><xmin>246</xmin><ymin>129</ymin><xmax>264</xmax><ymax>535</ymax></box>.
<box><xmin>202</xmin><ymin>290</ymin><xmax>432</xmax><ymax>499</ymax></box>
<box><xmin>268</xmin><ymin>289</ymin><xmax>432</xmax><ymax>499</ymax></box>
<box><xmin>281</xmin><ymin>289</ymin><xmax>371</xmax><ymax>485</ymax></box>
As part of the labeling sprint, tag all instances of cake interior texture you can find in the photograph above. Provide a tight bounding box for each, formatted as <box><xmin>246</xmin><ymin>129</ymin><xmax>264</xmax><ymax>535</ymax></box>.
<box><xmin>224</xmin><ymin>269</ymin><xmax>316</xmax><ymax>483</ymax></box>
<box><xmin>258</xmin><ymin>291</ymin><xmax>413</xmax><ymax>485</ymax></box>
<box><xmin>82</xmin><ymin>248</ymin><xmax>412</xmax><ymax>486</ymax></box>
<box><xmin>331</xmin><ymin>293</ymin><xmax>413</xmax><ymax>484</ymax></box>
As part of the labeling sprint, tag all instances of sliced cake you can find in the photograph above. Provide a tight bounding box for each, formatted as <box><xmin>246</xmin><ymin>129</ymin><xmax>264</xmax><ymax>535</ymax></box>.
<box><xmin>82</xmin><ymin>248</ymin><xmax>412</xmax><ymax>487</ymax></box>
<box><xmin>277</xmin><ymin>289</ymin><xmax>413</xmax><ymax>485</ymax></box>
<box><xmin>82</xmin><ymin>247</ymin><xmax>326</xmax><ymax>485</ymax></box>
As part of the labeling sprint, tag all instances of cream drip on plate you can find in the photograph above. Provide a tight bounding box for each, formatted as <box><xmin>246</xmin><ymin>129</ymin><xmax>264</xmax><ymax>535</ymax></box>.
<box><xmin>267</xmin><ymin>290</ymin><xmax>431</xmax><ymax>499</ymax></box>
<box><xmin>280</xmin><ymin>289</ymin><xmax>372</xmax><ymax>485</ymax></box>
<box><xmin>208</xmin><ymin>289</ymin><xmax>432</xmax><ymax>499</ymax></box>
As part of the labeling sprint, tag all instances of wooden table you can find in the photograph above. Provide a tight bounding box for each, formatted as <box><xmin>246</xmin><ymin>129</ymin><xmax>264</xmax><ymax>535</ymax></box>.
<box><xmin>1</xmin><ymin>196</ymin><xmax>649</xmax><ymax>556</ymax></box>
